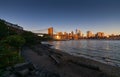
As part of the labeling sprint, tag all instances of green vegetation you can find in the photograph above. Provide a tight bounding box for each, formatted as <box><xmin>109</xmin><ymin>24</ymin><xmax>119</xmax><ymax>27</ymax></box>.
<box><xmin>3</xmin><ymin>35</ymin><xmax>26</xmax><ymax>49</ymax></box>
<box><xmin>0</xmin><ymin>20</ymin><xmax>25</xmax><ymax>76</ymax></box>
<box><xmin>0</xmin><ymin>19</ymin><xmax>52</xmax><ymax>76</ymax></box>
<box><xmin>0</xmin><ymin>19</ymin><xmax>51</xmax><ymax>73</ymax></box>
<box><xmin>0</xmin><ymin>35</ymin><xmax>26</xmax><ymax>67</ymax></box>
<box><xmin>0</xmin><ymin>20</ymin><xmax>8</xmax><ymax>40</ymax></box>
<box><xmin>21</xmin><ymin>31</ymin><xmax>40</xmax><ymax>45</ymax></box>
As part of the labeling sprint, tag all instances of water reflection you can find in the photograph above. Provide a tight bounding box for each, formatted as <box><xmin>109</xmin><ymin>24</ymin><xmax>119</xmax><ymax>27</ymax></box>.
<box><xmin>55</xmin><ymin>41</ymin><xmax>61</xmax><ymax>49</ymax></box>
<box><xmin>45</xmin><ymin>40</ymin><xmax>120</xmax><ymax>67</ymax></box>
<box><xmin>105</xmin><ymin>41</ymin><xmax>110</xmax><ymax>50</ymax></box>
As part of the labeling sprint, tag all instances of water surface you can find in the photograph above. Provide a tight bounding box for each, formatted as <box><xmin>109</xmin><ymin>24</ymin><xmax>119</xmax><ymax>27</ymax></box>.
<box><xmin>42</xmin><ymin>40</ymin><xmax>120</xmax><ymax>67</ymax></box>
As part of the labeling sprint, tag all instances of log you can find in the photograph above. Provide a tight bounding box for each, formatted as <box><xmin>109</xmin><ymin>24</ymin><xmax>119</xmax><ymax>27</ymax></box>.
<box><xmin>49</xmin><ymin>55</ymin><xmax>60</xmax><ymax>64</ymax></box>
<box><xmin>14</xmin><ymin>62</ymin><xmax>35</xmax><ymax>71</ymax></box>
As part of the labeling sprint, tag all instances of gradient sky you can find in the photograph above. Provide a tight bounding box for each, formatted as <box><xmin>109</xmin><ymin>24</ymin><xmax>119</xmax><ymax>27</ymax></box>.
<box><xmin>0</xmin><ymin>0</ymin><xmax>120</xmax><ymax>35</ymax></box>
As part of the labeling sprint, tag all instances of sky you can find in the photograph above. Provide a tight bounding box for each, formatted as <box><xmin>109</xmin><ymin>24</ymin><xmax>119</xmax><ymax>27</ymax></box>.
<box><xmin>0</xmin><ymin>0</ymin><xmax>120</xmax><ymax>35</ymax></box>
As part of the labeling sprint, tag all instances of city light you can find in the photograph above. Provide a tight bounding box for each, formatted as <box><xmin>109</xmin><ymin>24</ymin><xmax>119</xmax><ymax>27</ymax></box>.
<box><xmin>56</xmin><ymin>35</ymin><xmax>60</xmax><ymax>39</ymax></box>
<box><xmin>47</xmin><ymin>27</ymin><xmax>120</xmax><ymax>40</ymax></box>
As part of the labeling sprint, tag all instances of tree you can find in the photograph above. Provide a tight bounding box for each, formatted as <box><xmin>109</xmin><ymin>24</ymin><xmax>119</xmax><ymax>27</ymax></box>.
<box><xmin>0</xmin><ymin>35</ymin><xmax>25</xmax><ymax>68</ymax></box>
<box><xmin>0</xmin><ymin>20</ymin><xmax>8</xmax><ymax>40</ymax></box>
<box><xmin>21</xmin><ymin>31</ymin><xmax>40</xmax><ymax>45</ymax></box>
<box><xmin>3</xmin><ymin>35</ymin><xmax>26</xmax><ymax>49</ymax></box>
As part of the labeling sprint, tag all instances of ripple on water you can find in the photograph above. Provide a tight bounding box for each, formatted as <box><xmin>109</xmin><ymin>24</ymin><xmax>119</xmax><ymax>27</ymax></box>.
<box><xmin>43</xmin><ymin>40</ymin><xmax>120</xmax><ymax>67</ymax></box>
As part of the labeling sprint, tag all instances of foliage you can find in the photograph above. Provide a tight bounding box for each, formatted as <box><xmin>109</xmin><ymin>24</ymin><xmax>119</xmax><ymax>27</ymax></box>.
<box><xmin>0</xmin><ymin>52</ymin><xmax>24</xmax><ymax>68</ymax></box>
<box><xmin>0</xmin><ymin>44</ymin><xmax>24</xmax><ymax>68</ymax></box>
<box><xmin>0</xmin><ymin>35</ymin><xmax>25</xmax><ymax>68</ymax></box>
<box><xmin>21</xmin><ymin>31</ymin><xmax>40</xmax><ymax>45</ymax></box>
<box><xmin>2</xmin><ymin>35</ymin><xmax>26</xmax><ymax>49</ymax></box>
<box><xmin>0</xmin><ymin>20</ymin><xmax>8</xmax><ymax>39</ymax></box>
<box><xmin>0</xmin><ymin>20</ymin><xmax>17</xmax><ymax>40</ymax></box>
<box><xmin>0</xmin><ymin>20</ymin><xmax>25</xmax><ymax>74</ymax></box>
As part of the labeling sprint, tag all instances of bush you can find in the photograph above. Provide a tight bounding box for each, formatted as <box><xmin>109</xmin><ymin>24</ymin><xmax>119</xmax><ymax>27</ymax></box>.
<box><xmin>3</xmin><ymin>35</ymin><xmax>26</xmax><ymax>49</ymax></box>
<box><xmin>21</xmin><ymin>31</ymin><xmax>40</xmax><ymax>45</ymax></box>
<box><xmin>0</xmin><ymin>35</ymin><xmax>25</xmax><ymax>68</ymax></box>
<box><xmin>0</xmin><ymin>20</ymin><xmax>8</xmax><ymax>40</ymax></box>
<box><xmin>0</xmin><ymin>20</ymin><xmax>17</xmax><ymax>40</ymax></box>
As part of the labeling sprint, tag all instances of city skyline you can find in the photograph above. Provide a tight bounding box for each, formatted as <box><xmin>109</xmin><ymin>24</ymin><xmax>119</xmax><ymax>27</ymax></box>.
<box><xmin>0</xmin><ymin>0</ymin><xmax>120</xmax><ymax>35</ymax></box>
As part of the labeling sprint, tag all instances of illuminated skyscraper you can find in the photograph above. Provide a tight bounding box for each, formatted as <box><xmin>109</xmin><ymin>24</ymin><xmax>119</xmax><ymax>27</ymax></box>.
<box><xmin>48</xmin><ymin>27</ymin><xmax>53</xmax><ymax>36</ymax></box>
<box><xmin>78</xmin><ymin>30</ymin><xmax>82</xmax><ymax>37</ymax></box>
<box><xmin>96</xmin><ymin>32</ymin><xmax>105</xmax><ymax>38</ymax></box>
<box><xmin>87</xmin><ymin>31</ymin><xmax>93</xmax><ymax>38</ymax></box>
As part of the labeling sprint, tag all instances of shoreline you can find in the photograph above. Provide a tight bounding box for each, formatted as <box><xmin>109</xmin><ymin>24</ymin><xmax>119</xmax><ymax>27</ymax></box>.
<box><xmin>43</xmin><ymin>40</ymin><xmax>120</xmax><ymax>66</ymax></box>
<box><xmin>50</xmin><ymin>46</ymin><xmax>120</xmax><ymax>77</ymax></box>
<box><xmin>53</xmin><ymin>48</ymin><xmax>120</xmax><ymax>67</ymax></box>
<box><xmin>22</xmin><ymin>44</ymin><xmax>120</xmax><ymax>77</ymax></box>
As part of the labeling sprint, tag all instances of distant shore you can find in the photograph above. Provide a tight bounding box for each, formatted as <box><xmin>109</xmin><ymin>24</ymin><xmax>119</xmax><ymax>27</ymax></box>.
<box><xmin>22</xmin><ymin>44</ymin><xmax>120</xmax><ymax>77</ymax></box>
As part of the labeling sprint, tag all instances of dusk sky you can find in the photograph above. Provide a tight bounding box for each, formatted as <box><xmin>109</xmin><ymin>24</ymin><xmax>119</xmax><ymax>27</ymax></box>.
<box><xmin>0</xmin><ymin>0</ymin><xmax>120</xmax><ymax>35</ymax></box>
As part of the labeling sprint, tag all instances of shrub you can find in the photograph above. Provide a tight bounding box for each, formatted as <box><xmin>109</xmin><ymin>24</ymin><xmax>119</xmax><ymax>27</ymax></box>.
<box><xmin>0</xmin><ymin>20</ymin><xmax>17</xmax><ymax>40</ymax></box>
<box><xmin>0</xmin><ymin>35</ymin><xmax>25</xmax><ymax>68</ymax></box>
<box><xmin>21</xmin><ymin>31</ymin><xmax>40</xmax><ymax>45</ymax></box>
<box><xmin>4</xmin><ymin>35</ymin><xmax>26</xmax><ymax>49</ymax></box>
<box><xmin>0</xmin><ymin>21</ymin><xmax>8</xmax><ymax>40</ymax></box>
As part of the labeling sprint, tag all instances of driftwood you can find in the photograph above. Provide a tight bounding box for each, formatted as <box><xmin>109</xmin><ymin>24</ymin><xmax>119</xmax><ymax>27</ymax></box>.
<box><xmin>13</xmin><ymin>62</ymin><xmax>35</xmax><ymax>71</ymax></box>
<box><xmin>49</xmin><ymin>55</ymin><xmax>60</xmax><ymax>64</ymax></box>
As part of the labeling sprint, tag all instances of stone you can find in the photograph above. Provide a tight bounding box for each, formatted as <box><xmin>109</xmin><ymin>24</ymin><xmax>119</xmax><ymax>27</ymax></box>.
<box><xmin>16</xmin><ymin>69</ymin><xmax>29</xmax><ymax>77</ymax></box>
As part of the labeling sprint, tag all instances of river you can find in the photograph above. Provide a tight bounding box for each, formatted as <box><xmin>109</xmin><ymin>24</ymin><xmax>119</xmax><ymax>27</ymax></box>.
<box><xmin>42</xmin><ymin>40</ymin><xmax>120</xmax><ymax>67</ymax></box>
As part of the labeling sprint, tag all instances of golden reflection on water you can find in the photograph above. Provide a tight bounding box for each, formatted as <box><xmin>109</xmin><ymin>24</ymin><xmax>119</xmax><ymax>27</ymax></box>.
<box><xmin>105</xmin><ymin>41</ymin><xmax>110</xmax><ymax>50</ymax></box>
<box><xmin>55</xmin><ymin>41</ymin><xmax>61</xmax><ymax>49</ymax></box>
<box><xmin>49</xmin><ymin>41</ymin><xmax>119</xmax><ymax>60</ymax></box>
<box><xmin>49</xmin><ymin>41</ymin><xmax>61</xmax><ymax>49</ymax></box>
<box><xmin>46</xmin><ymin>40</ymin><xmax>120</xmax><ymax>67</ymax></box>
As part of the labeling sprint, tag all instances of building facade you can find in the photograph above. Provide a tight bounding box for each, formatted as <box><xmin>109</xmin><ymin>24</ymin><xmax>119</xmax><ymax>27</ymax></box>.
<box><xmin>87</xmin><ymin>31</ymin><xmax>93</xmax><ymax>38</ymax></box>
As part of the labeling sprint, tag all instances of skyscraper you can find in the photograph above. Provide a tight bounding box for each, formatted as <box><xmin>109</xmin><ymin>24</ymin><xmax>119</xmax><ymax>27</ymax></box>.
<box><xmin>48</xmin><ymin>27</ymin><xmax>53</xmax><ymax>36</ymax></box>
<box><xmin>87</xmin><ymin>31</ymin><xmax>93</xmax><ymax>38</ymax></box>
<box><xmin>96</xmin><ymin>32</ymin><xmax>105</xmax><ymax>38</ymax></box>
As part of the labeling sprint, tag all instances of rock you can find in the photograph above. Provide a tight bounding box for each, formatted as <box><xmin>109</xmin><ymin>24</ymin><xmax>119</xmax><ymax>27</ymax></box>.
<box><xmin>49</xmin><ymin>55</ymin><xmax>60</xmax><ymax>65</ymax></box>
<box><xmin>2</xmin><ymin>71</ymin><xmax>11</xmax><ymax>77</ymax></box>
<box><xmin>6</xmin><ymin>67</ymin><xmax>12</xmax><ymax>71</ymax></box>
<box><xmin>15</xmin><ymin>69</ymin><xmax>29</xmax><ymax>77</ymax></box>
<box><xmin>9</xmin><ymin>74</ymin><xmax>17</xmax><ymax>77</ymax></box>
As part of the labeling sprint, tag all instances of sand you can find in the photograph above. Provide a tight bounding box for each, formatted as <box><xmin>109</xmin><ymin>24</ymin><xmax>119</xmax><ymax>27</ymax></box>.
<box><xmin>21</xmin><ymin>44</ymin><xmax>120</xmax><ymax>77</ymax></box>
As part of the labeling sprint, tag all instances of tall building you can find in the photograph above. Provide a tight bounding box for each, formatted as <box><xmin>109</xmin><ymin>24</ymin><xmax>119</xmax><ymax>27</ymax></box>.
<box><xmin>71</xmin><ymin>31</ymin><xmax>74</xmax><ymax>35</ymax></box>
<box><xmin>48</xmin><ymin>27</ymin><xmax>53</xmax><ymax>36</ymax></box>
<box><xmin>75</xmin><ymin>29</ymin><xmax>78</xmax><ymax>34</ymax></box>
<box><xmin>78</xmin><ymin>30</ymin><xmax>82</xmax><ymax>37</ymax></box>
<box><xmin>96</xmin><ymin>32</ymin><xmax>105</xmax><ymax>38</ymax></box>
<box><xmin>87</xmin><ymin>31</ymin><xmax>93</xmax><ymax>38</ymax></box>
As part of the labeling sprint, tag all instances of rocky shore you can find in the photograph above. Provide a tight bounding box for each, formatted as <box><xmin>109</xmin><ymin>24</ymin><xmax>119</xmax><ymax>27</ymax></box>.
<box><xmin>4</xmin><ymin>44</ymin><xmax>120</xmax><ymax>77</ymax></box>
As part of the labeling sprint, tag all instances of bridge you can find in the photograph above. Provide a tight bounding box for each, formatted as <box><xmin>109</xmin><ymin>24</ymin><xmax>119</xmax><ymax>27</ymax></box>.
<box><xmin>31</xmin><ymin>27</ymin><xmax>81</xmax><ymax>40</ymax></box>
<box><xmin>32</xmin><ymin>27</ymin><xmax>58</xmax><ymax>35</ymax></box>
<box><xmin>32</xmin><ymin>27</ymin><xmax>62</xmax><ymax>39</ymax></box>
